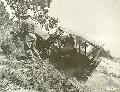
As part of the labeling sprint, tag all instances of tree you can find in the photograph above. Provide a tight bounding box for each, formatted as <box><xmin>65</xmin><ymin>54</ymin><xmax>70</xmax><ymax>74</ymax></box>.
<box><xmin>0</xmin><ymin>1</ymin><xmax>11</xmax><ymax>44</ymax></box>
<box><xmin>5</xmin><ymin>0</ymin><xmax>58</xmax><ymax>31</ymax></box>
<box><xmin>1</xmin><ymin>0</ymin><xmax>59</xmax><ymax>59</ymax></box>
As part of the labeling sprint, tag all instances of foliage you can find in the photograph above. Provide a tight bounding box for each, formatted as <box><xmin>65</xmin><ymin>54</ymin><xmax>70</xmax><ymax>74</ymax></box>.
<box><xmin>0</xmin><ymin>2</ymin><xmax>9</xmax><ymax>26</ymax></box>
<box><xmin>5</xmin><ymin>0</ymin><xmax>58</xmax><ymax>30</ymax></box>
<box><xmin>0</xmin><ymin>1</ymin><xmax>10</xmax><ymax>43</ymax></box>
<box><xmin>0</xmin><ymin>1</ymin><xmax>12</xmax><ymax>58</ymax></box>
<box><xmin>0</xmin><ymin>55</ymin><xmax>83</xmax><ymax>91</ymax></box>
<box><xmin>0</xmin><ymin>1</ymin><xmax>26</xmax><ymax>60</ymax></box>
<box><xmin>0</xmin><ymin>0</ymin><xmax>59</xmax><ymax>60</ymax></box>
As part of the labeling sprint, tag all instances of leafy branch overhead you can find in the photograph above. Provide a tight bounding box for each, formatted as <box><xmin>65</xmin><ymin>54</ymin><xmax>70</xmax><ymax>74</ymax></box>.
<box><xmin>0</xmin><ymin>0</ymin><xmax>60</xmax><ymax>60</ymax></box>
<box><xmin>5</xmin><ymin>0</ymin><xmax>58</xmax><ymax>30</ymax></box>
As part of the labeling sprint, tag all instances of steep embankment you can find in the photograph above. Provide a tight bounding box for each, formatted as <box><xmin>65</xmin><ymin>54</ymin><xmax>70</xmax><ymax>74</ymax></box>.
<box><xmin>0</xmin><ymin>55</ymin><xmax>85</xmax><ymax>92</ymax></box>
<box><xmin>1</xmin><ymin>52</ymin><xmax>119</xmax><ymax>92</ymax></box>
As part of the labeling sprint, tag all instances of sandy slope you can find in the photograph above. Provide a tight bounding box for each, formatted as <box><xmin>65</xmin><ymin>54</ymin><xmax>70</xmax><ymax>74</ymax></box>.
<box><xmin>85</xmin><ymin>58</ymin><xmax>120</xmax><ymax>92</ymax></box>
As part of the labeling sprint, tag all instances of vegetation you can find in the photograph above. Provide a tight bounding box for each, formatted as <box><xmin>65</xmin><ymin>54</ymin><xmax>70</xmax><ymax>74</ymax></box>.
<box><xmin>0</xmin><ymin>0</ymin><xmax>115</xmax><ymax>92</ymax></box>
<box><xmin>0</xmin><ymin>0</ymin><xmax>84</xmax><ymax>92</ymax></box>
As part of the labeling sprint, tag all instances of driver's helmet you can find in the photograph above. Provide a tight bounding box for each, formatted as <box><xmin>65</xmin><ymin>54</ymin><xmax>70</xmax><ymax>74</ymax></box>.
<box><xmin>20</xmin><ymin>14</ymin><xmax>35</xmax><ymax>33</ymax></box>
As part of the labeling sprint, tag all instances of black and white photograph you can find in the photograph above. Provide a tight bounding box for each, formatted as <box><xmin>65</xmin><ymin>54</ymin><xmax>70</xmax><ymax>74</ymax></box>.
<box><xmin>0</xmin><ymin>0</ymin><xmax>120</xmax><ymax>92</ymax></box>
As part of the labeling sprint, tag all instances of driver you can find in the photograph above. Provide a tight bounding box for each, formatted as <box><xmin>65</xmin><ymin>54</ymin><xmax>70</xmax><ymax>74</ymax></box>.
<box><xmin>20</xmin><ymin>14</ymin><xmax>41</xmax><ymax>61</ymax></box>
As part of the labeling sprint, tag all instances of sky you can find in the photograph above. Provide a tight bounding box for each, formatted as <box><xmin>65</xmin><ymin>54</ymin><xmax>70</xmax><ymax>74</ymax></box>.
<box><xmin>49</xmin><ymin>0</ymin><xmax>120</xmax><ymax>57</ymax></box>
